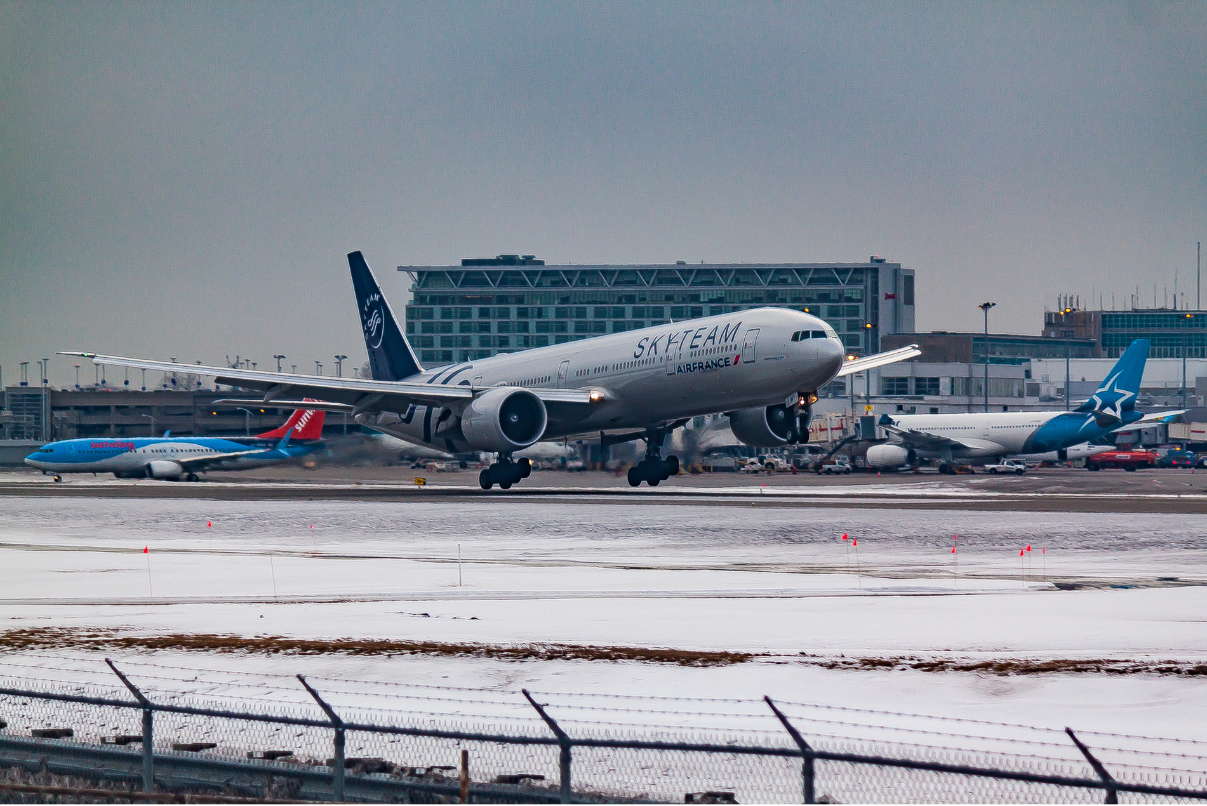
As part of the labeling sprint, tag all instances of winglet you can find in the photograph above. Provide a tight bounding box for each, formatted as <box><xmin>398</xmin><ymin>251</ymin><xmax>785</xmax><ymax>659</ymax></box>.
<box><xmin>275</xmin><ymin>427</ymin><xmax>295</xmax><ymax>452</ymax></box>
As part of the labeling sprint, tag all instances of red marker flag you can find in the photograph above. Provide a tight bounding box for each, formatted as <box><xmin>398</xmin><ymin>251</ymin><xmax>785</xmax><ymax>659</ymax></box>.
<box><xmin>1019</xmin><ymin>548</ymin><xmax>1025</xmax><ymax>556</ymax></box>
<box><xmin>1026</xmin><ymin>544</ymin><xmax>1031</xmax><ymax>552</ymax></box>
<box><xmin>951</xmin><ymin>546</ymin><xmax>956</xmax><ymax>554</ymax></box>
<box><xmin>207</xmin><ymin>521</ymin><xmax>211</xmax><ymax>528</ymax></box>
<box><xmin>842</xmin><ymin>533</ymin><xmax>849</xmax><ymax>541</ymax></box>
<box><xmin>852</xmin><ymin>538</ymin><xmax>857</xmax><ymax>547</ymax></box>
<box><xmin>143</xmin><ymin>546</ymin><xmax>148</xmax><ymax>554</ymax></box>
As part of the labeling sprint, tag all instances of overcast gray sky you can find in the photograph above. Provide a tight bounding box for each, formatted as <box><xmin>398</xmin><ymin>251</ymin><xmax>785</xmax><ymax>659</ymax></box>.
<box><xmin>2</xmin><ymin>1</ymin><xmax>1205</xmax><ymax>386</ymax></box>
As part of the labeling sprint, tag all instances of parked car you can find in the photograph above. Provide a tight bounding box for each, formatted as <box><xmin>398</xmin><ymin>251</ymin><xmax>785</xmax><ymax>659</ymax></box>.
<box><xmin>984</xmin><ymin>459</ymin><xmax>1027</xmax><ymax>475</ymax></box>
<box><xmin>819</xmin><ymin>457</ymin><xmax>853</xmax><ymax>475</ymax></box>
<box><xmin>1085</xmin><ymin>449</ymin><xmax>1158</xmax><ymax>471</ymax></box>
<box><xmin>1156</xmin><ymin>448</ymin><xmax>1194</xmax><ymax>468</ymax></box>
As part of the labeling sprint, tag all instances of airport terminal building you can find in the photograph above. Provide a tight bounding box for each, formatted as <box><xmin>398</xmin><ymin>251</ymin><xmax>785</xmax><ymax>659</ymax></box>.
<box><xmin>398</xmin><ymin>255</ymin><xmax>915</xmax><ymax>366</ymax></box>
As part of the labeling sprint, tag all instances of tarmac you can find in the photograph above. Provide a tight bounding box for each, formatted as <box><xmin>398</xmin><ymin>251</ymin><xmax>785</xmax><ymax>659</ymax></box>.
<box><xmin>4</xmin><ymin>464</ymin><xmax>1207</xmax><ymax>513</ymax></box>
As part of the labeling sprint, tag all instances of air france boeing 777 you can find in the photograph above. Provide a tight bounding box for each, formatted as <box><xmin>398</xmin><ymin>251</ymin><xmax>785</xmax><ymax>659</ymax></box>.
<box><xmin>66</xmin><ymin>251</ymin><xmax>919</xmax><ymax>490</ymax></box>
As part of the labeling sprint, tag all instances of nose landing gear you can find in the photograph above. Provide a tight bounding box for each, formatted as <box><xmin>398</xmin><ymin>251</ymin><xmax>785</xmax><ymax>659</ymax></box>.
<box><xmin>479</xmin><ymin>456</ymin><xmax>532</xmax><ymax>490</ymax></box>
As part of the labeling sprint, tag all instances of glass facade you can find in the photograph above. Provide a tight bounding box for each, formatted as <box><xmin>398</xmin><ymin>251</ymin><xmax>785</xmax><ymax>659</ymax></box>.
<box><xmin>1100</xmin><ymin>312</ymin><xmax>1207</xmax><ymax>359</ymax></box>
<box><xmin>400</xmin><ymin>262</ymin><xmax>903</xmax><ymax>365</ymax></box>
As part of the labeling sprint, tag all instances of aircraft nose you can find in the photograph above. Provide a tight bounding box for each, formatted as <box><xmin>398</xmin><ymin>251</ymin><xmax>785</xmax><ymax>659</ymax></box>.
<box><xmin>23</xmin><ymin>454</ymin><xmax>43</xmax><ymax>468</ymax></box>
<box><xmin>817</xmin><ymin>337</ymin><xmax>844</xmax><ymax>377</ymax></box>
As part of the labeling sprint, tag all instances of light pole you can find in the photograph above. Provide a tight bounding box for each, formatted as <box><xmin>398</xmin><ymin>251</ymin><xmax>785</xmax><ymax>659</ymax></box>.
<box><xmin>979</xmin><ymin>302</ymin><xmax>996</xmax><ymax>412</ymax></box>
<box><xmin>274</xmin><ymin>354</ymin><xmax>286</xmax><ymax>373</ymax></box>
<box><xmin>315</xmin><ymin>361</ymin><xmax>322</xmax><ymax>376</ymax></box>
<box><xmin>334</xmin><ymin>355</ymin><xmax>347</xmax><ymax>378</ymax></box>
<box><xmin>140</xmin><ymin>413</ymin><xmax>156</xmax><ymax>436</ymax></box>
<box><xmin>237</xmin><ymin>408</ymin><xmax>254</xmax><ymax>437</ymax></box>
<box><xmin>75</xmin><ymin>364</ymin><xmax>81</xmax><ymax>389</ymax></box>
<box><xmin>140</xmin><ymin>368</ymin><xmax>147</xmax><ymax>392</ymax></box>
<box><xmin>1184</xmin><ymin>314</ymin><xmax>1193</xmax><ymax>410</ymax></box>
<box><xmin>19</xmin><ymin>361</ymin><xmax>29</xmax><ymax>387</ymax></box>
<box><xmin>291</xmin><ymin>365</ymin><xmax>297</xmax><ymax>374</ymax></box>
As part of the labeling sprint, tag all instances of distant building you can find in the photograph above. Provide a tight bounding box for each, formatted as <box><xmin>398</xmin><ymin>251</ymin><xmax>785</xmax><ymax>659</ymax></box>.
<box><xmin>1045</xmin><ymin>306</ymin><xmax>1207</xmax><ymax>359</ymax></box>
<box><xmin>399</xmin><ymin>255</ymin><xmax>915</xmax><ymax>366</ymax></box>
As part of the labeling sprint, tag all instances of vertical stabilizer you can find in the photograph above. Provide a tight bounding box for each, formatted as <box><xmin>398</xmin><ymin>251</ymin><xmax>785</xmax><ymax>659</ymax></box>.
<box><xmin>1076</xmin><ymin>338</ymin><xmax>1148</xmax><ymax>418</ymax></box>
<box><xmin>256</xmin><ymin>403</ymin><xmax>327</xmax><ymax>440</ymax></box>
<box><xmin>349</xmin><ymin>251</ymin><xmax>423</xmax><ymax>381</ymax></box>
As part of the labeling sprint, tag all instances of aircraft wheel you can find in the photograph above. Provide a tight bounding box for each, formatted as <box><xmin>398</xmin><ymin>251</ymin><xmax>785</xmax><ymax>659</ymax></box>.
<box><xmin>499</xmin><ymin>480</ymin><xmax>512</xmax><ymax>490</ymax></box>
<box><xmin>627</xmin><ymin>467</ymin><xmax>641</xmax><ymax>487</ymax></box>
<box><xmin>666</xmin><ymin>455</ymin><xmax>680</xmax><ymax>476</ymax></box>
<box><xmin>53</xmin><ymin>475</ymin><xmax>62</xmax><ymax>483</ymax></box>
<box><xmin>648</xmin><ymin>476</ymin><xmax>660</xmax><ymax>486</ymax></box>
<box><xmin>187</xmin><ymin>473</ymin><xmax>200</xmax><ymax>482</ymax></box>
<box><xmin>518</xmin><ymin>458</ymin><xmax>532</xmax><ymax>478</ymax></box>
<box><xmin>479</xmin><ymin>469</ymin><xmax>493</xmax><ymax>490</ymax></box>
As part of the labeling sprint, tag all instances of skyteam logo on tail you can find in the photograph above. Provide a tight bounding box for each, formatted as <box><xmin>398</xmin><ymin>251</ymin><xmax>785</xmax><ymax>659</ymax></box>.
<box><xmin>362</xmin><ymin>292</ymin><xmax>385</xmax><ymax>349</ymax></box>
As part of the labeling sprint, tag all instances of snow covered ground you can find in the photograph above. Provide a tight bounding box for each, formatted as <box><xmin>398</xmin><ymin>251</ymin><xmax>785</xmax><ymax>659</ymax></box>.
<box><xmin>1</xmin><ymin>495</ymin><xmax>1205</xmax><ymax>742</ymax></box>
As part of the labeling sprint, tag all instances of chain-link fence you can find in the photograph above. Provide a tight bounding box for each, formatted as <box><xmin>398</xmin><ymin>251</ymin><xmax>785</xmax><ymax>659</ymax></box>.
<box><xmin>0</xmin><ymin>656</ymin><xmax>1205</xmax><ymax>803</ymax></box>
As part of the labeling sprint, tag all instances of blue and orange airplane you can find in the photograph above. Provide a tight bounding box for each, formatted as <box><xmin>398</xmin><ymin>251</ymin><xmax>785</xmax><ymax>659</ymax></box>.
<box><xmin>25</xmin><ymin>406</ymin><xmax>326</xmax><ymax>482</ymax></box>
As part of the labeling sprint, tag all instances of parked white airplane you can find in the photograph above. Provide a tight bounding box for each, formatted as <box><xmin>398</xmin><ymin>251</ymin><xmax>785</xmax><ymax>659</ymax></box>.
<box><xmin>866</xmin><ymin>340</ymin><xmax>1181</xmax><ymax>472</ymax></box>
<box><xmin>67</xmin><ymin>252</ymin><xmax>919</xmax><ymax>490</ymax></box>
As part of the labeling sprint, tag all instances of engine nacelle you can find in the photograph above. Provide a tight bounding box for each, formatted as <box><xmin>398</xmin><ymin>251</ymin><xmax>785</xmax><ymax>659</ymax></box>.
<box><xmin>460</xmin><ymin>387</ymin><xmax>548</xmax><ymax>453</ymax></box>
<box><xmin>728</xmin><ymin>404</ymin><xmax>810</xmax><ymax>448</ymax></box>
<box><xmin>865</xmin><ymin>444</ymin><xmax>916</xmax><ymax>469</ymax></box>
<box><xmin>146</xmin><ymin>460</ymin><xmax>184</xmax><ymax>479</ymax></box>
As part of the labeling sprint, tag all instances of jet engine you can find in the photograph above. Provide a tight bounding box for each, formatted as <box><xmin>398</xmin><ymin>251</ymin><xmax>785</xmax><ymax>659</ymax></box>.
<box><xmin>145</xmin><ymin>460</ymin><xmax>184</xmax><ymax>479</ymax></box>
<box><xmin>460</xmin><ymin>387</ymin><xmax>548</xmax><ymax>453</ymax></box>
<box><xmin>728</xmin><ymin>404</ymin><xmax>810</xmax><ymax>448</ymax></box>
<box><xmin>865</xmin><ymin>444</ymin><xmax>916</xmax><ymax>469</ymax></box>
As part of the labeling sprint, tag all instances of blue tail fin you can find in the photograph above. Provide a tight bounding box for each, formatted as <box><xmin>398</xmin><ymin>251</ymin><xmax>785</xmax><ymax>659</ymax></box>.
<box><xmin>349</xmin><ymin>251</ymin><xmax>423</xmax><ymax>381</ymax></box>
<box><xmin>1076</xmin><ymin>338</ymin><xmax>1148</xmax><ymax>421</ymax></box>
<box><xmin>275</xmin><ymin>428</ymin><xmax>294</xmax><ymax>452</ymax></box>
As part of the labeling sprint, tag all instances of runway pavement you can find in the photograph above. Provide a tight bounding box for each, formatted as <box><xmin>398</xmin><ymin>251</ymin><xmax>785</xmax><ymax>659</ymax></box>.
<box><xmin>3</xmin><ymin>465</ymin><xmax>1207</xmax><ymax>512</ymax></box>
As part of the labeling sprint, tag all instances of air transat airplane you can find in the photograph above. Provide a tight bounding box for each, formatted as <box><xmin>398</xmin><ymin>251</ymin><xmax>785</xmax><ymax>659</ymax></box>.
<box><xmin>25</xmin><ymin>407</ymin><xmax>326</xmax><ymax>481</ymax></box>
<box><xmin>66</xmin><ymin>252</ymin><xmax>919</xmax><ymax>490</ymax></box>
<box><xmin>866</xmin><ymin>339</ymin><xmax>1179</xmax><ymax>472</ymax></box>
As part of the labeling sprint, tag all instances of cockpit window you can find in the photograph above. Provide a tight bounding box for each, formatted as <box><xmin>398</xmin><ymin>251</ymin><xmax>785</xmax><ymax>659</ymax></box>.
<box><xmin>811</xmin><ymin>330</ymin><xmax>827</xmax><ymax>339</ymax></box>
<box><xmin>823</xmin><ymin>325</ymin><xmax>838</xmax><ymax>338</ymax></box>
<box><xmin>38</xmin><ymin>447</ymin><xmax>53</xmax><ymax>453</ymax></box>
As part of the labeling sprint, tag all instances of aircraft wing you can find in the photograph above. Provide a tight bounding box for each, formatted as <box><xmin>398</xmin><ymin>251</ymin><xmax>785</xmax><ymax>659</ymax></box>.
<box><xmin>1112</xmin><ymin>410</ymin><xmax>1186</xmax><ymax>432</ymax></box>
<box><xmin>836</xmin><ymin>345</ymin><xmax>921</xmax><ymax>377</ymax></box>
<box><xmin>62</xmin><ymin>353</ymin><xmax>596</xmax><ymax>412</ymax></box>
<box><xmin>166</xmin><ymin>447</ymin><xmax>282</xmax><ymax>470</ymax></box>
<box><xmin>879</xmin><ymin>422</ymin><xmax>969</xmax><ymax>450</ymax></box>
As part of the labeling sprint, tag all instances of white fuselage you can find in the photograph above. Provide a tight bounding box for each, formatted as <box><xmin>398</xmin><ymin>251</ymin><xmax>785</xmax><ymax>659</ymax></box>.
<box><xmin>359</xmin><ymin>308</ymin><xmax>845</xmax><ymax>452</ymax></box>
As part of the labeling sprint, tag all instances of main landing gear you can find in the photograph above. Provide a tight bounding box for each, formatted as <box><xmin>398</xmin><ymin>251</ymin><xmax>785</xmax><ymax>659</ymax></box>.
<box><xmin>627</xmin><ymin>427</ymin><xmax>680</xmax><ymax>487</ymax></box>
<box><xmin>479</xmin><ymin>456</ymin><xmax>532</xmax><ymax>490</ymax></box>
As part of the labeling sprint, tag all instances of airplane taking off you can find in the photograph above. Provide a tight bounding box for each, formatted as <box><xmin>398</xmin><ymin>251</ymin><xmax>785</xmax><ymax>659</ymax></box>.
<box><xmin>866</xmin><ymin>339</ymin><xmax>1181</xmax><ymax>472</ymax></box>
<box><xmin>66</xmin><ymin>251</ymin><xmax>919</xmax><ymax>490</ymax></box>
<box><xmin>25</xmin><ymin>406</ymin><xmax>326</xmax><ymax>481</ymax></box>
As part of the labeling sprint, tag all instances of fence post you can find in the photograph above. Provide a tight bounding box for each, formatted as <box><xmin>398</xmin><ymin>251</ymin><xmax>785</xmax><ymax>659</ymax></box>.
<box><xmin>1066</xmin><ymin>728</ymin><xmax>1118</xmax><ymax>804</ymax></box>
<box><xmin>522</xmin><ymin>689</ymin><xmax>572</xmax><ymax>804</ymax></box>
<box><xmin>105</xmin><ymin>659</ymin><xmax>154</xmax><ymax>793</ymax></box>
<box><xmin>765</xmin><ymin>696</ymin><xmax>815</xmax><ymax>804</ymax></box>
<box><xmin>298</xmin><ymin>675</ymin><xmax>345</xmax><ymax>802</ymax></box>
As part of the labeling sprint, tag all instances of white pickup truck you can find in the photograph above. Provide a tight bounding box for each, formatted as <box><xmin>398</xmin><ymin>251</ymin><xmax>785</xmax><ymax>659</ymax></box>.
<box><xmin>984</xmin><ymin>458</ymin><xmax>1027</xmax><ymax>475</ymax></box>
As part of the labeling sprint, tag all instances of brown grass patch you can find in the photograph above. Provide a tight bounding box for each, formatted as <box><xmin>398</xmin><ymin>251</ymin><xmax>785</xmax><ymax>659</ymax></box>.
<box><xmin>0</xmin><ymin>627</ymin><xmax>755</xmax><ymax>667</ymax></box>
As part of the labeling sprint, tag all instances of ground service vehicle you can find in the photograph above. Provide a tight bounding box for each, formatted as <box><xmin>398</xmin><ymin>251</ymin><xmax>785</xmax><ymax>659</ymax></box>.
<box><xmin>820</xmin><ymin>457</ymin><xmax>853</xmax><ymax>475</ymax></box>
<box><xmin>1085</xmin><ymin>449</ymin><xmax>1158</xmax><ymax>471</ymax></box>
<box><xmin>1156</xmin><ymin>448</ymin><xmax>1193</xmax><ymax>468</ymax></box>
<box><xmin>985</xmin><ymin>459</ymin><xmax>1027</xmax><ymax>474</ymax></box>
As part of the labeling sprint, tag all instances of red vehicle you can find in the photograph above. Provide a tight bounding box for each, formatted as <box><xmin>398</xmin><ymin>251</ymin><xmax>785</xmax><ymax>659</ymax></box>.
<box><xmin>1085</xmin><ymin>449</ymin><xmax>1158</xmax><ymax>471</ymax></box>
